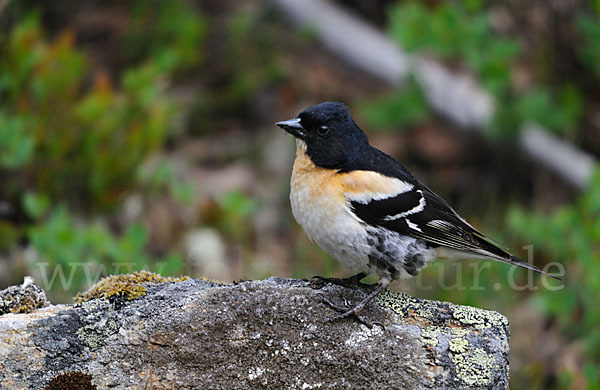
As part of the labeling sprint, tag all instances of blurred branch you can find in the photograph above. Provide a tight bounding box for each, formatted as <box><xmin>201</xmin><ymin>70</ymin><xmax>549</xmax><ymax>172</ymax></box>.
<box><xmin>0</xmin><ymin>0</ymin><xmax>8</xmax><ymax>15</ymax></box>
<box><xmin>269</xmin><ymin>0</ymin><xmax>597</xmax><ymax>191</ymax></box>
<box><xmin>270</xmin><ymin>0</ymin><xmax>409</xmax><ymax>85</ymax></box>
<box><xmin>521</xmin><ymin>124</ymin><xmax>596</xmax><ymax>190</ymax></box>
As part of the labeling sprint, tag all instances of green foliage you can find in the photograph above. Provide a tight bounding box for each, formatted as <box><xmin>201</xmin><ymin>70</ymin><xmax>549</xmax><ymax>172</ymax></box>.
<box><xmin>215</xmin><ymin>190</ymin><xmax>259</xmax><ymax>244</ymax></box>
<box><xmin>0</xmin><ymin>112</ymin><xmax>34</xmax><ymax>168</ymax></box>
<box><xmin>584</xmin><ymin>365</ymin><xmax>600</xmax><ymax>390</ymax></box>
<box><xmin>359</xmin><ymin>77</ymin><xmax>429</xmax><ymax>130</ymax></box>
<box><xmin>126</xmin><ymin>0</ymin><xmax>207</xmax><ymax>73</ymax></box>
<box><xmin>0</xmin><ymin>9</ymin><xmax>203</xmax><ymax>299</ymax></box>
<box><xmin>137</xmin><ymin>160</ymin><xmax>197</xmax><ymax>205</ymax></box>
<box><xmin>192</xmin><ymin>7</ymin><xmax>285</xmax><ymax>134</ymax></box>
<box><xmin>22</xmin><ymin>192</ymin><xmax>50</xmax><ymax>220</ymax></box>
<box><xmin>389</xmin><ymin>1</ymin><xmax>519</xmax><ymax>96</ymax></box>
<box><xmin>384</xmin><ymin>1</ymin><xmax>583</xmax><ymax>136</ymax></box>
<box><xmin>510</xmin><ymin>85</ymin><xmax>583</xmax><ymax>133</ymax></box>
<box><xmin>508</xmin><ymin>171</ymin><xmax>600</xmax><ymax>370</ymax></box>
<box><xmin>0</xmin><ymin>14</ymin><xmax>178</xmax><ymax>210</ymax></box>
<box><xmin>27</xmin><ymin>206</ymin><xmax>183</xmax><ymax>298</ymax></box>
<box><xmin>577</xmin><ymin>11</ymin><xmax>600</xmax><ymax>80</ymax></box>
<box><xmin>226</xmin><ymin>8</ymin><xmax>285</xmax><ymax>96</ymax></box>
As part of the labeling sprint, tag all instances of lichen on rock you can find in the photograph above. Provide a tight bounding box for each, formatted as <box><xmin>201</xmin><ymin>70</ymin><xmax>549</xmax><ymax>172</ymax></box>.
<box><xmin>374</xmin><ymin>285</ymin><xmax>509</xmax><ymax>389</ymax></box>
<box><xmin>420</xmin><ymin>326</ymin><xmax>442</xmax><ymax>347</ymax></box>
<box><xmin>449</xmin><ymin>337</ymin><xmax>470</xmax><ymax>354</ymax></box>
<box><xmin>452</xmin><ymin>304</ymin><xmax>509</xmax><ymax>331</ymax></box>
<box><xmin>1</xmin><ymin>276</ymin><xmax>510</xmax><ymax>389</ymax></box>
<box><xmin>75</xmin><ymin>299</ymin><xmax>119</xmax><ymax>349</ymax></box>
<box><xmin>451</xmin><ymin>347</ymin><xmax>496</xmax><ymax>387</ymax></box>
<box><xmin>0</xmin><ymin>276</ymin><xmax>48</xmax><ymax>315</ymax></box>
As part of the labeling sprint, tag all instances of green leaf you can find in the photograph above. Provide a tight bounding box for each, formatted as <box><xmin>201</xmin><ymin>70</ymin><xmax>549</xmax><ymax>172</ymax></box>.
<box><xmin>359</xmin><ymin>78</ymin><xmax>429</xmax><ymax>130</ymax></box>
<box><xmin>577</xmin><ymin>13</ymin><xmax>600</xmax><ymax>79</ymax></box>
<box><xmin>23</xmin><ymin>192</ymin><xmax>51</xmax><ymax>219</ymax></box>
<box><xmin>0</xmin><ymin>113</ymin><xmax>35</xmax><ymax>169</ymax></box>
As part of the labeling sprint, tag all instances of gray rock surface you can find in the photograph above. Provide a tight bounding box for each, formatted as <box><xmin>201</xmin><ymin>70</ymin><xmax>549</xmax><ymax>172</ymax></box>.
<box><xmin>0</xmin><ymin>276</ymin><xmax>510</xmax><ymax>389</ymax></box>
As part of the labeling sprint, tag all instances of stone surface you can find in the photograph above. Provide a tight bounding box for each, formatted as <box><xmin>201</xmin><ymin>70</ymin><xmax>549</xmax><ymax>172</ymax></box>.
<box><xmin>0</xmin><ymin>276</ymin><xmax>510</xmax><ymax>389</ymax></box>
<box><xmin>0</xmin><ymin>276</ymin><xmax>48</xmax><ymax>315</ymax></box>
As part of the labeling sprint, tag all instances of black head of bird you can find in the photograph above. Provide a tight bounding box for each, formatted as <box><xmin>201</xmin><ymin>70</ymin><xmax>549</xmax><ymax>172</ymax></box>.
<box><xmin>276</xmin><ymin>102</ymin><xmax>369</xmax><ymax>170</ymax></box>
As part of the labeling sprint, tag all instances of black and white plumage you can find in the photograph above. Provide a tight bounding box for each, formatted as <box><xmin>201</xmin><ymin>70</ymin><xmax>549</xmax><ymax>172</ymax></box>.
<box><xmin>276</xmin><ymin>102</ymin><xmax>558</xmax><ymax>326</ymax></box>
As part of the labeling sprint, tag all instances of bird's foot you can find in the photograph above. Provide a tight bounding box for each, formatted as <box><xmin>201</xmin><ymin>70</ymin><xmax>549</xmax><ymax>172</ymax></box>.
<box><xmin>320</xmin><ymin>295</ymin><xmax>385</xmax><ymax>330</ymax></box>
<box><xmin>309</xmin><ymin>273</ymin><xmax>376</xmax><ymax>290</ymax></box>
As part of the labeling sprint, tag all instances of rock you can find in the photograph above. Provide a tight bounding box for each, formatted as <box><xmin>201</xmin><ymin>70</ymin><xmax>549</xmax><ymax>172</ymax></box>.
<box><xmin>0</xmin><ymin>275</ymin><xmax>509</xmax><ymax>389</ymax></box>
<box><xmin>0</xmin><ymin>276</ymin><xmax>48</xmax><ymax>315</ymax></box>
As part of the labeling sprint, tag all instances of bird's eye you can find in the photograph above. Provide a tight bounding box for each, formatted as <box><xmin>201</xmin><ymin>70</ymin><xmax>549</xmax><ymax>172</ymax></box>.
<box><xmin>318</xmin><ymin>125</ymin><xmax>330</xmax><ymax>136</ymax></box>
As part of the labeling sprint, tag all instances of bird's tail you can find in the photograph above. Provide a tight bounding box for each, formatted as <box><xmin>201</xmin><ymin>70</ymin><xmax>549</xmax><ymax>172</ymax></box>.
<box><xmin>473</xmin><ymin>232</ymin><xmax>562</xmax><ymax>281</ymax></box>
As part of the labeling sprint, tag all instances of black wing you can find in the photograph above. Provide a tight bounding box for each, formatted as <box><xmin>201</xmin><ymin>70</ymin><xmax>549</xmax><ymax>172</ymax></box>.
<box><xmin>349</xmin><ymin>182</ymin><xmax>495</xmax><ymax>254</ymax></box>
<box><xmin>344</xmin><ymin>147</ymin><xmax>559</xmax><ymax>279</ymax></box>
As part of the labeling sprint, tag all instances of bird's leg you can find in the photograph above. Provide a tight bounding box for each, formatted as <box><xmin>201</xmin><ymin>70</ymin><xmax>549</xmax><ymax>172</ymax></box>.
<box><xmin>310</xmin><ymin>272</ymin><xmax>375</xmax><ymax>290</ymax></box>
<box><xmin>321</xmin><ymin>280</ymin><xmax>390</xmax><ymax>329</ymax></box>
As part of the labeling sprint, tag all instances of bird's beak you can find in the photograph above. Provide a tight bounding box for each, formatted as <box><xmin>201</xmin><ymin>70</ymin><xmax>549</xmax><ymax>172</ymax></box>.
<box><xmin>276</xmin><ymin>117</ymin><xmax>306</xmax><ymax>140</ymax></box>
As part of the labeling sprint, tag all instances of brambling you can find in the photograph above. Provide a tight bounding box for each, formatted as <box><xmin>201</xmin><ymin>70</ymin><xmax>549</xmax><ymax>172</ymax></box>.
<box><xmin>277</xmin><ymin>102</ymin><xmax>558</xmax><ymax>326</ymax></box>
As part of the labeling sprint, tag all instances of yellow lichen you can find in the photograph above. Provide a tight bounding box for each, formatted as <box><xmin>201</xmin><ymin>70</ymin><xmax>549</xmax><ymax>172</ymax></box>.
<box><xmin>448</xmin><ymin>337</ymin><xmax>470</xmax><ymax>354</ymax></box>
<box><xmin>76</xmin><ymin>319</ymin><xmax>119</xmax><ymax>349</ymax></box>
<box><xmin>449</xmin><ymin>327</ymin><xmax>470</xmax><ymax>337</ymax></box>
<box><xmin>451</xmin><ymin>347</ymin><xmax>495</xmax><ymax>387</ymax></box>
<box><xmin>375</xmin><ymin>289</ymin><xmax>432</xmax><ymax>319</ymax></box>
<box><xmin>452</xmin><ymin>305</ymin><xmax>508</xmax><ymax>331</ymax></box>
<box><xmin>74</xmin><ymin>271</ymin><xmax>190</xmax><ymax>303</ymax></box>
<box><xmin>420</xmin><ymin>326</ymin><xmax>441</xmax><ymax>347</ymax></box>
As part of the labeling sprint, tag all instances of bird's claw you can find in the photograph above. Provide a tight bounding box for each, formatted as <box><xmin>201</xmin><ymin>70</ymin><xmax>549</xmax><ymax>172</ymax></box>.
<box><xmin>309</xmin><ymin>274</ymin><xmax>376</xmax><ymax>290</ymax></box>
<box><xmin>320</xmin><ymin>294</ymin><xmax>385</xmax><ymax>330</ymax></box>
<box><xmin>309</xmin><ymin>275</ymin><xmax>329</xmax><ymax>289</ymax></box>
<box><xmin>310</xmin><ymin>275</ymin><xmax>356</xmax><ymax>289</ymax></box>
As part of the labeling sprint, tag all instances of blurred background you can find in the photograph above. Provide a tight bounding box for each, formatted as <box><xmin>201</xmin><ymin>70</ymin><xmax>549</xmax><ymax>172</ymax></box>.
<box><xmin>0</xmin><ymin>0</ymin><xmax>599</xmax><ymax>388</ymax></box>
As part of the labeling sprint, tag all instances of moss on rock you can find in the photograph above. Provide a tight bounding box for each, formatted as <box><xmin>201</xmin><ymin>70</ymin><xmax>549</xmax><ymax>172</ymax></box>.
<box><xmin>44</xmin><ymin>371</ymin><xmax>96</xmax><ymax>390</ymax></box>
<box><xmin>73</xmin><ymin>271</ymin><xmax>189</xmax><ymax>303</ymax></box>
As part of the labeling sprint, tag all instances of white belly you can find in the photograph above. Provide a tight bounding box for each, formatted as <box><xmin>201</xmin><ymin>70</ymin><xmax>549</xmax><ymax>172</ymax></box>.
<box><xmin>289</xmin><ymin>140</ymin><xmax>372</xmax><ymax>272</ymax></box>
<box><xmin>290</xmin><ymin>182</ymin><xmax>372</xmax><ymax>273</ymax></box>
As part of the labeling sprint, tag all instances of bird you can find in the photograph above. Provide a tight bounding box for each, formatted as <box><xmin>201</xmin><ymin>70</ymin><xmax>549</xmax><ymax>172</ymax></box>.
<box><xmin>276</xmin><ymin>101</ymin><xmax>559</xmax><ymax>327</ymax></box>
